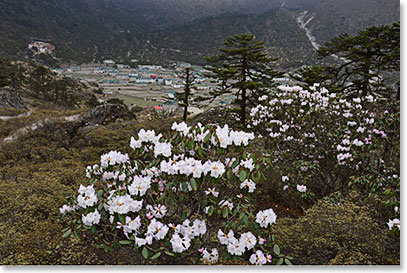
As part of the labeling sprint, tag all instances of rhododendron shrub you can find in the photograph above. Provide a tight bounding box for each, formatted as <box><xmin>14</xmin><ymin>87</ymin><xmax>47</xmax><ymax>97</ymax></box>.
<box><xmin>60</xmin><ymin>122</ymin><xmax>291</xmax><ymax>265</ymax></box>
<box><xmin>249</xmin><ymin>85</ymin><xmax>399</xmax><ymax>230</ymax></box>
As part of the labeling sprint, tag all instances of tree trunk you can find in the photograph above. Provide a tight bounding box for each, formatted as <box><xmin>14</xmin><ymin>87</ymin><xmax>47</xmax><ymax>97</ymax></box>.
<box><xmin>241</xmin><ymin>56</ymin><xmax>247</xmax><ymax>126</ymax></box>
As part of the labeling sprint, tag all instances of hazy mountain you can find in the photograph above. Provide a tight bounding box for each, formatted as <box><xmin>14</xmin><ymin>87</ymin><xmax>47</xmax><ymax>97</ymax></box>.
<box><xmin>144</xmin><ymin>9</ymin><xmax>317</xmax><ymax>68</ymax></box>
<box><xmin>0</xmin><ymin>0</ymin><xmax>400</xmax><ymax>67</ymax></box>
<box><xmin>307</xmin><ymin>0</ymin><xmax>400</xmax><ymax>43</ymax></box>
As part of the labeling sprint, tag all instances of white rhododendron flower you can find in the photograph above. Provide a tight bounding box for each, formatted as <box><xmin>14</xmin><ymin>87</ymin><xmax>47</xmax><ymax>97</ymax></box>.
<box><xmin>256</xmin><ymin>209</ymin><xmax>277</xmax><ymax>228</ymax></box>
<box><xmin>227</xmin><ymin>238</ymin><xmax>245</xmax><ymax>256</ymax></box>
<box><xmin>296</xmin><ymin>184</ymin><xmax>307</xmax><ymax>193</ymax></box>
<box><xmin>170</xmin><ymin>233</ymin><xmax>191</xmax><ymax>253</ymax></box>
<box><xmin>239</xmin><ymin>232</ymin><xmax>257</xmax><ymax>250</ymax></box>
<box><xmin>130</xmin><ymin>136</ymin><xmax>142</xmax><ymax>150</ymax></box>
<box><xmin>240</xmin><ymin>179</ymin><xmax>256</xmax><ymax>193</ymax></box>
<box><xmin>218</xmin><ymin>229</ymin><xmax>235</xmax><ymax>245</ymax></box>
<box><xmin>208</xmin><ymin>161</ymin><xmax>225</xmax><ymax>178</ymax></box>
<box><xmin>122</xmin><ymin>216</ymin><xmax>141</xmax><ymax>237</ymax></box>
<box><xmin>146</xmin><ymin>204</ymin><xmax>167</xmax><ymax>219</ymax></box>
<box><xmin>82</xmin><ymin>210</ymin><xmax>101</xmax><ymax>226</ymax></box>
<box><xmin>100</xmin><ymin>151</ymin><xmax>129</xmax><ymax>167</ymax></box>
<box><xmin>205</xmin><ymin>187</ymin><xmax>219</xmax><ymax>197</ymax></box>
<box><xmin>154</xmin><ymin>142</ymin><xmax>172</xmax><ymax>157</ymax></box>
<box><xmin>219</xmin><ymin>200</ymin><xmax>234</xmax><ymax>210</ymax></box>
<box><xmin>135</xmin><ymin>235</ymin><xmax>153</xmax><ymax>247</ymax></box>
<box><xmin>128</xmin><ymin>175</ymin><xmax>151</xmax><ymax>196</ymax></box>
<box><xmin>387</xmin><ymin>218</ymin><xmax>400</xmax><ymax>230</ymax></box>
<box><xmin>105</xmin><ymin>194</ymin><xmax>143</xmax><ymax>214</ymax></box>
<box><xmin>172</xmin><ymin>121</ymin><xmax>191</xmax><ymax>136</ymax></box>
<box><xmin>59</xmin><ymin>204</ymin><xmax>75</xmax><ymax>215</ymax></box>
<box><xmin>77</xmin><ymin>185</ymin><xmax>98</xmax><ymax>209</ymax></box>
<box><xmin>249</xmin><ymin>250</ymin><xmax>267</xmax><ymax>265</ymax></box>
<box><xmin>202</xmin><ymin>248</ymin><xmax>219</xmax><ymax>264</ymax></box>
<box><xmin>192</xmin><ymin>219</ymin><xmax>207</xmax><ymax>237</ymax></box>
<box><xmin>147</xmin><ymin>219</ymin><xmax>169</xmax><ymax>240</ymax></box>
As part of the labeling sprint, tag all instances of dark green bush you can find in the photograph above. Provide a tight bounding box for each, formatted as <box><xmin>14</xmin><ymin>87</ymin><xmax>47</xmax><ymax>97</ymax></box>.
<box><xmin>273</xmin><ymin>200</ymin><xmax>399</xmax><ymax>265</ymax></box>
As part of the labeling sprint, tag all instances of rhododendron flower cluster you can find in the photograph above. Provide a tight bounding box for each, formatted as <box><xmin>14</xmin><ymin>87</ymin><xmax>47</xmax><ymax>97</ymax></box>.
<box><xmin>60</xmin><ymin>122</ymin><xmax>286</xmax><ymax>265</ymax></box>
<box><xmin>249</xmin><ymin>84</ymin><xmax>399</xmax><ymax>230</ymax></box>
<box><xmin>256</xmin><ymin>209</ymin><xmax>277</xmax><ymax>228</ymax></box>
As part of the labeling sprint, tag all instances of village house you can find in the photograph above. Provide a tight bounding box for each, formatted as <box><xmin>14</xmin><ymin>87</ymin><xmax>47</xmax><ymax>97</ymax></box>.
<box><xmin>28</xmin><ymin>41</ymin><xmax>55</xmax><ymax>54</ymax></box>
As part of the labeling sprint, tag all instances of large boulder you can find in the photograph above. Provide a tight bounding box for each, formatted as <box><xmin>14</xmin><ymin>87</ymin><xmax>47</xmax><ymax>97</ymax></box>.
<box><xmin>0</xmin><ymin>86</ymin><xmax>26</xmax><ymax>109</ymax></box>
<box><xmin>81</xmin><ymin>103</ymin><xmax>131</xmax><ymax>126</ymax></box>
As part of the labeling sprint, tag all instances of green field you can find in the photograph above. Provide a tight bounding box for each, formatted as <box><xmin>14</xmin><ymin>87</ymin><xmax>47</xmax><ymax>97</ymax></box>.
<box><xmin>108</xmin><ymin>94</ymin><xmax>161</xmax><ymax>107</ymax></box>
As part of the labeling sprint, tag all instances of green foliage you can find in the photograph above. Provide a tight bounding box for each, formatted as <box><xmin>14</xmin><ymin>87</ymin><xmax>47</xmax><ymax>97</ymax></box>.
<box><xmin>274</xmin><ymin>200</ymin><xmax>399</xmax><ymax>265</ymax></box>
<box><xmin>295</xmin><ymin>22</ymin><xmax>400</xmax><ymax>97</ymax></box>
<box><xmin>171</xmin><ymin>67</ymin><xmax>200</xmax><ymax>121</ymax></box>
<box><xmin>0</xmin><ymin>59</ymin><xmax>94</xmax><ymax>108</ymax></box>
<box><xmin>205</xmin><ymin>33</ymin><xmax>284</xmax><ymax>125</ymax></box>
<box><xmin>106</xmin><ymin>98</ymin><xmax>125</xmax><ymax>105</ymax></box>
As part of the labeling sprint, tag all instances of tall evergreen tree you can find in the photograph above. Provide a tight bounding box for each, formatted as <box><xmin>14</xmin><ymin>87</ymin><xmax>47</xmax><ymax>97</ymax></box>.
<box><xmin>293</xmin><ymin>22</ymin><xmax>400</xmax><ymax>97</ymax></box>
<box><xmin>174</xmin><ymin>66</ymin><xmax>198</xmax><ymax>122</ymax></box>
<box><xmin>205</xmin><ymin>33</ymin><xmax>284</xmax><ymax>126</ymax></box>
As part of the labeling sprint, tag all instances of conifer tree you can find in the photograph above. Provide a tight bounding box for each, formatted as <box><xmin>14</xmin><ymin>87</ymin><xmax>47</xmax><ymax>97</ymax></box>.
<box><xmin>294</xmin><ymin>22</ymin><xmax>400</xmax><ymax>97</ymax></box>
<box><xmin>205</xmin><ymin>33</ymin><xmax>284</xmax><ymax>126</ymax></box>
<box><xmin>174</xmin><ymin>66</ymin><xmax>198</xmax><ymax>122</ymax></box>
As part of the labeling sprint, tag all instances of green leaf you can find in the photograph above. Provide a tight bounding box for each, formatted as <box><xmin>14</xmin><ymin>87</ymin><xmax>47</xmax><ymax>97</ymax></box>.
<box><xmin>91</xmin><ymin>225</ymin><xmax>97</xmax><ymax>234</ymax></box>
<box><xmin>197</xmin><ymin>147</ymin><xmax>203</xmax><ymax>157</ymax></box>
<box><xmin>97</xmin><ymin>189</ymin><xmax>104</xmax><ymax>198</ymax></box>
<box><xmin>190</xmin><ymin>178</ymin><xmax>197</xmax><ymax>191</ymax></box>
<box><xmin>204</xmin><ymin>132</ymin><xmax>211</xmax><ymax>143</ymax></box>
<box><xmin>119</xmin><ymin>214</ymin><xmax>126</xmax><ymax>224</ymax></box>
<box><xmin>242</xmin><ymin>215</ymin><xmax>249</xmax><ymax>225</ymax></box>
<box><xmin>208</xmin><ymin>206</ymin><xmax>214</xmax><ymax>216</ymax></box>
<box><xmin>151</xmin><ymin>252</ymin><xmax>161</xmax><ymax>260</ymax></box>
<box><xmin>239</xmin><ymin>170</ymin><xmax>247</xmax><ymax>182</ymax></box>
<box><xmin>273</xmin><ymin>244</ymin><xmax>280</xmax><ymax>255</ymax></box>
<box><xmin>232</xmin><ymin>159</ymin><xmax>240</xmax><ymax>169</ymax></box>
<box><xmin>222</xmin><ymin>207</ymin><xmax>229</xmax><ymax>218</ymax></box>
<box><xmin>181</xmin><ymin>182</ymin><xmax>189</xmax><ymax>193</ymax></box>
<box><xmin>62</xmin><ymin>229</ymin><xmax>71</xmax><ymax>238</ymax></box>
<box><xmin>227</xmin><ymin>169</ymin><xmax>234</xmax><ymax>181</ymax></box>
<box><xmin>142</xmin><ymin>247</ymin><xmax>149</xmax><ymax>259</ymax></box>
<box><xmin>119</xmin><ymin>240</ymin><xmax>133</xmax><ymax>245</ymax></box>
<box><xmin>98</xmin><ymin>202</ymin><xmax>103</xmax><ymax>210</ymax></box>
<box><xmin>277</xmin><ymin>258</ymin><xmax>284</xmax><ymax>265</ymax></box>
<box><xmin>181</xmin><ymin>210</ymin><xmax>187</xmax><ymax>221</ymax></box>
<box><xmin>285</xmin><ymin>258</ymin><xmax>292</xmax><ymax>265</ymax></box>
<box><xmin>164</xmin><ymin>251</ymin><xmax>175</xmax><ymax>256</ymax></box>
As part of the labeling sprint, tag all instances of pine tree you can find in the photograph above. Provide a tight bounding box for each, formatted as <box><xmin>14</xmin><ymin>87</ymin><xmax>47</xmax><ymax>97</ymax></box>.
<box><xmin>294</xmin><ymin>22</ymin><xmax>400</xmax><ymax>97</ymax></box>
<box><xmin>205</xmin><ymin>33</ymin><xmax>284</xmax><ymax>126</ymax></box>
<box><xmin>173</xmin><ymin>66</ymin><xmax>198</xmax><ymax>122</ymax></box>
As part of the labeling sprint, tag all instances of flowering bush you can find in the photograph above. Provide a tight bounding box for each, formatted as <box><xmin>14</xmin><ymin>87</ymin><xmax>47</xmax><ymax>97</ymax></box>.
<box><xmin>249</xmin><ymin>84</ymin><xmax>399</xmax><ymax>231</ymax></box>
<box><xmin>60</xmin><ymin>122</ymin><xmax>292</xmax><ymax>265</ymax></box>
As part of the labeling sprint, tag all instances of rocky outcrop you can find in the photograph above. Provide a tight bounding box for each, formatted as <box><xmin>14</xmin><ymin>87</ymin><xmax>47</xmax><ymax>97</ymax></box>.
<box><xmin>81</xmin><ymin>104</ymin><xmax>131</xmax><ymax>126</ymax></box>
<box><xmin>0</xmin><ymin>86</ymin><xmax>27</xmax><ymax>109</ymax></box>
<box><xmin>56</xmin><ymin>103</ymin><xmax>132</xmax><ymax>139</ymax></box>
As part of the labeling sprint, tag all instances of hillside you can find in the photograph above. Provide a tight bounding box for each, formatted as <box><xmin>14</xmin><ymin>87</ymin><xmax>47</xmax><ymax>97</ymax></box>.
<box><xmin>145</xmin><ymin>10</ymin><xmax>317</xmax><ymax>68</ymax></box>
<box><xmin>308</xmin><ymin>0</ymin><xmax>400</xmax><ymax>44</ymax></box>
<box><xmin>0</xmin><ymin>0</ymin><xmax>400</xmax><ymax>67</ymax></box>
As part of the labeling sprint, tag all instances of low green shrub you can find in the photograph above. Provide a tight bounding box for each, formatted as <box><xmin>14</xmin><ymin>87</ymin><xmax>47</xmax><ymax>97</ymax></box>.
<box><xmin>274</xmin><ymin>200</ymin><xmax>399</xmax><ymax>265</ymax></box>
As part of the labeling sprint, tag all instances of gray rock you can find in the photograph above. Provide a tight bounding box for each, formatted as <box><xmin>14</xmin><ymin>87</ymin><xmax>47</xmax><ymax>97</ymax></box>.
<box><xmin>81</xmin><ymin>103</ymin><xmax>130</xmax><ymax>126</ymax></box>
<box><xmin>0</xmin><ymin>86</ymin><xmax>27</xmax><ymax>109</ymax></box>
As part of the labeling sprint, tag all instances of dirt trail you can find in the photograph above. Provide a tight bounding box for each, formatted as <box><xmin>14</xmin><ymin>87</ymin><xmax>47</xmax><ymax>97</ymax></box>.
<box><xmin>0</xmin><ymin>111</ymin><xmax>32</xmax><ymax>121</ymax></box>
<box><xmin>1</xmin><ymin>113</ymin><xmax>81</xmax><ymax>143</ymax></box>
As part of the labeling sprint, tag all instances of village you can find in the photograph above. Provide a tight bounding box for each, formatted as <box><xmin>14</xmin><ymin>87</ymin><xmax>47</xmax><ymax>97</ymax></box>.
<box><xmin>51</xmin><ymin>60</ymin><xmax>230</xmax><ymax>114</ymax></box>
<box><xmin>27</xmin><ymin>40</ymin><xmax>292</xmax><ymax>113</ymax></box>
<box><xmin>53</xmin><ymin>59</ymin><xmax>292</xmax><ymax>113</ymax></box>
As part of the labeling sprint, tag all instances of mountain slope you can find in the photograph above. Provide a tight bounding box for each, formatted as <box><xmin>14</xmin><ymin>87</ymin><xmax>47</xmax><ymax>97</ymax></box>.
<box><xmin>0</xmin><ymin>0</ymin><xmax>400</xmax><ymax>67</ymax></box>
<box><xmin>308</xmin><ymin>0</ymin><xmax>400</xmax><ymax>44</ymax></box>
<box><xmin>145</xmin><ymin>9</ymin><xmax>317</xmax><ymax>68</ymax></box>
